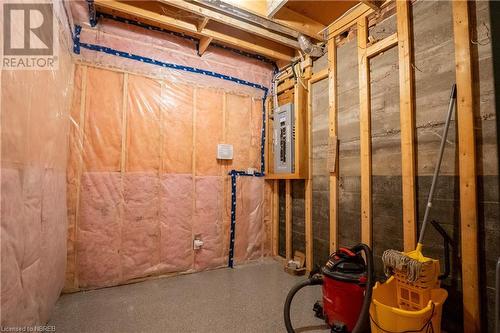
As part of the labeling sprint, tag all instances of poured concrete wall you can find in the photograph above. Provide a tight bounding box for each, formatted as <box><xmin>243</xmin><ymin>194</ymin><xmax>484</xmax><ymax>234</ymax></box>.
<box><xmin>303</xmin><ymin>1</ymin><xmax>497</xmax><ymax>331</ymax></box>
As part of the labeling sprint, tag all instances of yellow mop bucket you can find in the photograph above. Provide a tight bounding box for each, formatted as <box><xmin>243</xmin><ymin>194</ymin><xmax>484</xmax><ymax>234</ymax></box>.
<box><xmin>369</xmin><ymin>277</ymin><xmax>448</xmax><ymax>333</ymax></box>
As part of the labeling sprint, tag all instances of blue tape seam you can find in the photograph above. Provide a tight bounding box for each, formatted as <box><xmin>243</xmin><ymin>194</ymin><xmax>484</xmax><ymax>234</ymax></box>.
<box><xmin>86</xmin><ymin>0</ymin><xmax>97</xmax><ymax>27</ymax></box>
<box><xmin>227</xmin><ymin>170</ymin><xmax>264</xmax><ymax>268</ymax></box>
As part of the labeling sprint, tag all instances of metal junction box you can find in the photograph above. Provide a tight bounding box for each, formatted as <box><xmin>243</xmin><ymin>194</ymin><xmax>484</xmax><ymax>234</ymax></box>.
<box><xmin>273</xmin><ymin>103</ymin><xmax>295</xmax><ymax>173</ymax></box>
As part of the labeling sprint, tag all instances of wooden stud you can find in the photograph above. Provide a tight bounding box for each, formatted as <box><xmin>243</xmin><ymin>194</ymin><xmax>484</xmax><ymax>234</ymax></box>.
<box><xmin>285</xmin><ymin>179</ymin><xmax>292</xmax><ymax>260</ymax></box>
<box><xmin>73</xmin><ymin>65</ymin><xmax>88</xmax><ymax>289</ymax></box>
<box><xmin>396</xmin><ymin>0</ymin><xmax>417</xmax><ymax>252</ymax></box>
<box><xmin>305</xmin><ymin>69</ymin><xmax>313</xmax><ymax>271</ymax></box>
<box><xmin>118</xmin><ymin>72</ymin><xmax>129</xmax><ymax>283</ymax></box>
<box><xmin>357</xmin><ymin>17</ymin><xmax>372</xmax><ymax>247</ymax></box>
<box><xmin>191</xmin><ymin>88</ymin><xmax>197</xmax><ymax>264</ymax></box>
<box><xmin>452</xmin><ymin>1</ymin><xmax>480</xmax><ymax>331</ymax></box>
<box><xmin>198</xmin><ymin>36</ymin><xmax>213</xmax><ymax>56</ymax></box>
<box><xmin>272</xmin><ymin>180</ymin><xmax>279</xmax><ymax>256</ymax></box>
<box><xmin>328</xmin><ymin>38</ymin><xmax>339</xmax><ymax>253</ymax></box>
<box><xmin>367</xmin><ymin>32</ymin><xmax>398</xmax><ymax>58</ymax></box>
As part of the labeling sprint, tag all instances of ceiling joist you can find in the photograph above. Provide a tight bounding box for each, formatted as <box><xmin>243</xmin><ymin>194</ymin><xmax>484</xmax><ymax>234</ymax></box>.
<box><xmin>193</xmin><ymin>0</ymin><xmax>324</xmax><ymax>40</ymax></box>
<box><xmin>360</xmin><ymin>0</ymin><xmax>383</xmax><ymax>11</ymax></box>
<box><xmin>160</xmin><ymin>0</ymin><xmax>300</xmax><ymax>48</ymax></box>
<box><xmin>94</xmin><ymin>0</ymin><xmax>295</xmax><ymax>61</ymax></box>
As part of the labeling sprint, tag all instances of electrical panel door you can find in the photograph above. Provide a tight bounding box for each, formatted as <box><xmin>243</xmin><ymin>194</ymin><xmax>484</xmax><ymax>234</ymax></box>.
<box><xmin>273</xmin><ymin>103</ymin><xmax>294</xmax><ymax>173</ymax></box>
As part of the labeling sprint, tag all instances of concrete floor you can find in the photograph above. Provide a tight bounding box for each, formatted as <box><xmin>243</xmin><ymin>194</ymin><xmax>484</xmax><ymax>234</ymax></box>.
<box><xmin>50</xmin><ymin>260</ymin><xmax>329</xmax><ymax>332</ymax></box>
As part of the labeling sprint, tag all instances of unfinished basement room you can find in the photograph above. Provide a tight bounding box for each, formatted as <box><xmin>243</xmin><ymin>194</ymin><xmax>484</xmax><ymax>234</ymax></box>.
<box><xmin>1</xmin><ymin>0</ymin><xmax>499</xmax><ymax>332</ymax></box>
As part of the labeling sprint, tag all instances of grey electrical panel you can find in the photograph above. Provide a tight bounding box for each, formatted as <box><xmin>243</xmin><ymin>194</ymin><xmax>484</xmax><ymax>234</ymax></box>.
<box><xmin>273</xmin><ymin>103</ymin><xmax>294</xmax><ymax>173</ymax></box>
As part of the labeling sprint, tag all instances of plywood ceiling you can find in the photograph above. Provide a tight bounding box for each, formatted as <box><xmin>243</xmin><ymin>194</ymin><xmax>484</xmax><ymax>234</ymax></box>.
<box><xmin>284</xmin><ymin>0</ymin><xmax>358</xmax><ymax>26</ymax></box>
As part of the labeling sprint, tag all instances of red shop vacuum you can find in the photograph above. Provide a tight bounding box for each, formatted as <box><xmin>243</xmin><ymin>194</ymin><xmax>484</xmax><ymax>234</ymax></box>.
<box><xmin>284</xmin><ymin>243</ymin><xmax>374</xmax><ymax>333</ymax></box>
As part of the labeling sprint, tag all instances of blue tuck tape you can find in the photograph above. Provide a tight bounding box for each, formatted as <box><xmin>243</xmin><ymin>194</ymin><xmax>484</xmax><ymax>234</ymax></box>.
<box><xmin>86</xmin><ymin>0</ymin><xmax>97</xmax><ymax>27</ymax></box>
<box><xmin>227</xmin><ymin>169</ymin><xmax>264</xmax><ymax>268</ymax></box>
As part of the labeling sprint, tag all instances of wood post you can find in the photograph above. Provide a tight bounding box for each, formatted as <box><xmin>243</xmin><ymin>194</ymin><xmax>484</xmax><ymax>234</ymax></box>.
<box><xmin>357</xmin><ymin>16</ymin><xmax>372</xmax><ymax>247</ymax></box>
<box><xmin>328</xmin><ymin>38</ymin><xmax>339</xmax><ymax>253</ymax></box>
<box><xmin>272</xmin><ymin>180</ymin><xmax>279</xmax><ymax>256</ymax></box>
<box><xmin>285</xmin><ymin>179</ymin><xmax>292</xmax><ymax>260</ymax></box>
<box><xmin>396</xmin><ymin>0</ymin><xmax>417</xmax><ymax>251</ymax></box>
<box><xmin>452</xmin><ymin>1</ymin><xmax>480</xmax><ymax>331</ymax></box>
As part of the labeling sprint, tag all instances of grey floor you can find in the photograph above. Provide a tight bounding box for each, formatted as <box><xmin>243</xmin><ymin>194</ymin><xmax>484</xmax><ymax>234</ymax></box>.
<box><xmin>50</xmin><ymin>260</ymin><xmax>329</xmax><ymax>333</ymax></box>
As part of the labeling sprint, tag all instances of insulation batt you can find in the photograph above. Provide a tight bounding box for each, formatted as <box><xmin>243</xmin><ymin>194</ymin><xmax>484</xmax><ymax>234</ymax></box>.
<box><xmin>1</xmin><ymin>1</ymin><xmax>74</xmax><ymax>323</ymax></box>
<box><xmin>68</xmin><ymin>66</ymin><xmax>272</xmax><ymax>289</ymax></box>
<box><xmin>63</xmin><ymin>0</ymin><xmax>274</xmax><ymax>294</ymax></box>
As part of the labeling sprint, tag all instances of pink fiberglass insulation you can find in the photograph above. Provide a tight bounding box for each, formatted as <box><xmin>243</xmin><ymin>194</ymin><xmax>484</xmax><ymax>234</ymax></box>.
<box><xmin>83</xmin><ymin>67</ymin><xmax>124</xmax><ymax>172</ymax></box>
<box><xmin>126</xmin><ymin>75</ymin><xmax>162</xmax><ymax>172</ymax></box>
<box><xmin>234</xmin><ymin>177</ymin><xmax>265</xmax><ymax>264</ymax></box>
<box><xmin>193</xmin><ymin>176</ymin><xmax>225</xmax><ymax>270</ymax></box>
<box><xmin>70</xmin><ymin>1</ymin><xmax>273</xmax><ymax>90</ymax></box>
<box><xmin>159</xmin><ymin>174</ymin><xmax>194</xmax><ymax>273</ymax></box>
<box><xmin>1</xmin><ymin>168</ymin><xmax>69</xmax><ymax>325</ymax></box>
<box><xmin>65</xmin><ymin>65</ymin><xmax>84</xmax><ymax>291</ymax></box>
<box><xmin>250</xmin><ymin>98</ymin><xmax>264</xmax><ymax>171</ymax></box>
<box><xmin>122</xmin><ymin>172</ymin><xmax>160</xmax><ymax>280</ymax></box>
<box><xmin>1</xmin><ymin>6</ymin><xmax>73</xmax><ymax>326</ymax></box>
<box><xmin>162</xmin><ymin>82</ymin><xmax>194</xmax><ymax>174</ymax></box>
<box><xmin>39</xmin><ymin>169</ymin><xmax>68</xmax><ymax>321</ymax></box>
<box><xmin>77</xmin><ymin>172</ymin><xmax>121</xmax><ymax>288</ymax></box>
<box><xmin>226</xmin><ymin>94</ymin><xmax>252</xmax><ymax>171</ymax></box>
<box><xmin>1</xmin><ymin>168</ymin><xmax>26</xmax><ymax>324</ymax></box>
<box><xmin>195</xmin><ymin>88</ymin><xmax>223</xmax><ymax>176</ymax></box>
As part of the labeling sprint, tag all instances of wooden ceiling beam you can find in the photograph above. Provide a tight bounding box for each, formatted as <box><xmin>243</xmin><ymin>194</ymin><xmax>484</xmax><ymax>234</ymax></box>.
<box><xmin>193</xmin><ymin>0</ymin><xmax>326</xmax><ymax>40</ymax></box>
<box><xmin>267</xmin><ymin>0</ymin><xmax>288</xmax><ymax>17</ymax></box>
<box><xmin>193</xmin><ymin>0</ymin><xmax>300</xmax><ymax>38</ymax></box>
<box><xmin>160</xmin><ymin>0</ymin><xmax>300</xmax><ymax>48</ymax></box>
<box><xmin>94</xmin><ymin>0</ymin><xmax>294</xmax><ymax>61</ymax></box>
<box><xmin>273</xmin><ymin>7</ymin><xmax>325</xmax><ymax>39</ymax></box>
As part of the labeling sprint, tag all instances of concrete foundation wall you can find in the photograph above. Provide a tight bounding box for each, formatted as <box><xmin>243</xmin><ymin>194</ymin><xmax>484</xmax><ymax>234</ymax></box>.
<box><xmin>282</xmin><ymin>1</ymin><xmax>497</xmax><ymax>331</ymax></box>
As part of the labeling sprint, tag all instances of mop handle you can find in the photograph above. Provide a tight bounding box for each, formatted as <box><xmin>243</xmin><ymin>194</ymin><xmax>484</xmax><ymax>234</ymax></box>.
<box><xmin>418</xmin><ymin>84</ymin><xmax>457</xmax><ymax>245</ymax></box>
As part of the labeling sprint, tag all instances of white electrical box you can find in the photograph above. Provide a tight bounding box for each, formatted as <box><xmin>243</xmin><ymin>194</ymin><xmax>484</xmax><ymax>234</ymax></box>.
<box><xmin>217</xmin><ymin>144</ymin><xmax>233</xmax><ymax>160</ymax></box>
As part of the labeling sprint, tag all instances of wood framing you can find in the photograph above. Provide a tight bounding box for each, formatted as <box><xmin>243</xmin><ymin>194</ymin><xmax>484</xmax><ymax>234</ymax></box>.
<box><xmin>272</xmin><ymin>180</ymin><xmax>279</xmax><ymax>256</ymax></box>
<box><xmin>73</xmin><ymin>65</ymin><xmax>88</xmax><ymax>289</ymax></box>
<box><xmin>328</xmin><ymin>38</ymin><xmax>339</xmax><ymax>253</ymax></box>
<box><xmin>198</xmin><ymin>36</ymin><xmax>213</xmax><ymax>56</ymax></box>
<box><xmin>94</xmin><ymin>0</ymin><xmax>294</xmax><ymax>61</ymax></box>
<box><xmin>285</xmin><ymin>179</ymin><xmax>292</xmax><ymax>260</ymax></box>
<box><xmin>452</xmin><ymin>1</ymin><xmax>480</xmax><ymax>331</ymax></box>
<box><xmin>396</xmin><ymin>0</ymin><xmax>417</xmax><ymax>252</ymax></box>
<box><xmin>197</xmin><ymin>17</ymin><xmax>209</xmax><ymax>32</ymax></box>
<box><xmin>326</xmin><ymin>3</ymin><xmax>373</xmax><ymax>38</ymax></box>
<box><xmin>367</xmin><ymin>32</ymin><xmax>398</xmax><ymax>58</ymax></box>
<box><xmin>161</xmin><ymin>0</ymin><xmax>300</xmax><ymax>48</ymax></box>
<box><xmin>267</xmin><ymin>0</ymin><xmax>288</xmax><ymax>17</ymax></box>
<box><xmin>360</xmin><ymin>0</ymin><xmax>382</xmax><ymax>12</ymax></box>
<box><xmin>357</xmin><ymin>16</ymin><xmax>372</xmax><ymax>247</ymax></box>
